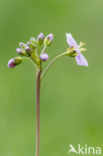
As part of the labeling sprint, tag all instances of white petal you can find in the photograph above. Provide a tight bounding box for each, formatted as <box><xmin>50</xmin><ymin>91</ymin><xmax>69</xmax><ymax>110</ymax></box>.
<box><xmin>75</xmin><ymin>53</ymin><xmax>88</xmax><ymax>67</ymax></box>
<box><xmin>66</xmin><ymin>33</ymin><xmax>78</xmax><ymax>49</ymax></box>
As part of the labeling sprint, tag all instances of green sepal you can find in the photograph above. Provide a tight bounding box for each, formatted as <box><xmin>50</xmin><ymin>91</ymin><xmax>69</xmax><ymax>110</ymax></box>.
<box><xmin>66</xmin><ymin>48</ymin><xmax>77</xmax><ymax>57</ymax></box>
<box><xmin>14</xmin><ymin>57</ymin><xmax>22</xmax><ymax>65</ymax></box>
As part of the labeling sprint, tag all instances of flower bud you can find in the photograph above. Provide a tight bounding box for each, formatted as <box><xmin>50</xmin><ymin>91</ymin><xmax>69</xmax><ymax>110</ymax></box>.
<box><xmin>19</xmin><ymin>42</ymin><xmax>25</xmax><ymax>47</ymax></box>
<box><xmin>37</xmin><ymin>33</ymin><xmax>44</xmax><ymax>45</ymax></box>
<box><xmin>30</xmin><ymin>37</ymin><xmax>36</xmax><ymax>44</ymax></box>
<box><xmin>25</xmin><ymin>45</ymin><xmax>32</xmax><ymax>56</ymax></box>
<box><xmin>25</xmin><ymin>45</ymin><xmax>31</xmax><ymax>52</ymax></box>
<box><xmin>8</xmin><ymin>57</ymin><xmax>22</xmax><ymax>68</ymax></box>
<box><xmin>16</xmin><ymin>48</ymin><xmax>22</xmax><ymax>54</ymax></box>
<box><xmin>44</xmin><ymin>34</ymin><xmax>53</xmax><ymax>46</ymax></box>
<box><xmin>16</xmin><ymin>48</ymin><xmax>26</xmax><ymax>56</ymax></box>
<box><xmin>27</xmin><ymin>41</ymin><xmax>36</xmax><ymax>49</ymax></box>
<box><xmin>40</xmin><ymin>53</ymin><xmax>49</xmax><ymax>61</ymax></box>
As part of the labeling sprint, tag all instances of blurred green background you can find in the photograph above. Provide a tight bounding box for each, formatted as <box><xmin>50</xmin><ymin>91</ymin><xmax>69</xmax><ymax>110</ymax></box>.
<box><xmin>0</xmin><ymin>0</ymin><xmax>103</xmax><ymax>156</ymax></box>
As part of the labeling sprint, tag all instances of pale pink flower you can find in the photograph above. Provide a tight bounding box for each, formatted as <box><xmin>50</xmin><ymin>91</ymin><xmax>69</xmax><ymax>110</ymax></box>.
<box><xmin>66</xmin><ymin>33</ymin><xmax>88</xmax><ymax>66</ymax></box>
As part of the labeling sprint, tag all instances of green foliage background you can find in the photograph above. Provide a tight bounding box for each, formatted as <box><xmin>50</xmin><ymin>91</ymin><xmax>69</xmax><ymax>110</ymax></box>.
<box><xmin>0</xmin><ymin>0</ymin><xmax>103</xmax><ymax>156</ymax></box>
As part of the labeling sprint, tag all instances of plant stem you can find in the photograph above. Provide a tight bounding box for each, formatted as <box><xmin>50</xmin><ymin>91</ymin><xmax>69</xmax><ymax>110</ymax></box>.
<box><xmin>35</xmin><ymin>69</ymin><xmax>42</xmax><ymax>156</ymax></box>
<box><xmin>41</xmin><ymin>44</ymin><xmax>47</xmax><ymax>54</ymax></box>
<box><xmin>38</xmin><ymin>45</ymin><xmax>41</xmax><ymax>55</ymax></box>
<box><xmin>41</xmin><ymin>52</ymin><xmax>67</xmax><ymax>80</ymax></box>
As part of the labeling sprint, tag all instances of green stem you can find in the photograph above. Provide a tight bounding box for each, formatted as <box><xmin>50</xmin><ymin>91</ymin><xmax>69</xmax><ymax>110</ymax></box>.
<box><xmin>22</xmin><ymin>57</ymin><xmax>37</xmax><ymax>68</ymax></box>
<box><xmin>41</xmin><ymin>44</ymin><xmax>47</xmax><ymax>54</ymax></box>
<box><xmin>38</xmin><ymin>45</ymin><xmax>41</xmax><ymax>55</ymax></box>
<box><xmin>41</xmin><ymin>52</ymin><xmax>67</xmax><ymax>80</ymax></box>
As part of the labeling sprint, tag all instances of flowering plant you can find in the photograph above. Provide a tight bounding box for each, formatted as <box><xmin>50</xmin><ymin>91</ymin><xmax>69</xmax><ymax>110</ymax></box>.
<box><xmin>8</xmin><ymin>33</ymin><xmax>88</xmax><ymax>156</ymax></box>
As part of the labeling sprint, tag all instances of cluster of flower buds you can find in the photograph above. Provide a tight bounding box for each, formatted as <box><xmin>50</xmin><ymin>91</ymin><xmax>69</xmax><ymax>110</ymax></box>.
<box><xmin>8</xmin><ymin>33</ymin><xmax>54</xmax><ymax>68</ymax></box>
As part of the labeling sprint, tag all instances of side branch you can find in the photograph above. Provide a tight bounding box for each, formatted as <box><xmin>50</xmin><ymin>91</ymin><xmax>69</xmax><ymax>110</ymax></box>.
<box><xmin>41</xmin><ymin>52</ymin><xmax>67</xmax><ymax>80</ymax></box>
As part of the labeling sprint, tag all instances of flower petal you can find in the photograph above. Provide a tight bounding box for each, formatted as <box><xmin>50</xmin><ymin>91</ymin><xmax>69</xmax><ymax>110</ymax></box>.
<box><xmin>75</xmin><ymin>53</ymin><xmax>88</xmax><ymax>67</ymax></box>
<box><xmin>66</xmin><ymin>33</ymin><xmax>79</xmax><ymax>50</ymax></box>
